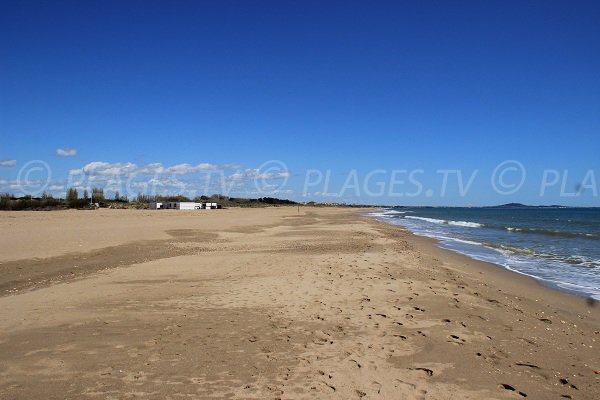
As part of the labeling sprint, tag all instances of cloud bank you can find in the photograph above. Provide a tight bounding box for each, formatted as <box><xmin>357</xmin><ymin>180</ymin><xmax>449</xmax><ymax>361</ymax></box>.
<box><xmin>62</xmin><ymin>160</ymin><xmax>290</xmax><ymax>198</ymax></box>
<box><xmin>0</xmin><ymin>159</ymin><xmax>291</xmax><ymax>198</ymax></box>
<box><xmin>69</xmin><ymin>161</ymin><xmax>242</xmax><ymax>177</ymax></box>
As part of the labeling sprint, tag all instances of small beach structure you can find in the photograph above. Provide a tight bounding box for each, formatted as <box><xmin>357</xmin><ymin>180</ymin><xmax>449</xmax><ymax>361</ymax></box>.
<box><xmin>164</xmin><ymin>202</ymin><xmax>201</xmax><ymax>210</ymax></box>
<box><xmin>149</xmin><ymin>201</ymin><xmax>220</xmax><ymax>210</ymax></box>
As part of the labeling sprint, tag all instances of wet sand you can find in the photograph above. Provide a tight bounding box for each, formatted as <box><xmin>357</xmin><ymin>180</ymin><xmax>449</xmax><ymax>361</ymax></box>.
<box><xmin>0</xmin><ymin>207</ymin><xmax>598</xmax><ymax>399</ymax></box>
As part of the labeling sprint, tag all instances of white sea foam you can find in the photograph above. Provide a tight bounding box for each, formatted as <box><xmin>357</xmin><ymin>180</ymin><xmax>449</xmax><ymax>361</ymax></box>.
<box><xmin>366</xmin><ymin>209</ymin><xmax>407</xmax><ymax>218</ymax></box>
<box><xmin>448</xmin><ymin>220</ymin><xmax>484</xmax><ymax>228</ymax></box>
<box><xmin>367</xmin><ymin>212</ymin><xmax>387</xmax><ymax>217</ymax></box>
<box><xmin>366</xmin><ymin>211</ymin><xmax>391</xmax><ymax>217</ymax></box>
<box><xmin>405</xmin><ymin>216</ymin><xmax>483</xmax><ymax>228</ymax></box>
<box><xmin>436</xmin><ymin>236</ymin><xmax>483</xmax><ymax>246</ymax></box>
<box><xmin>405</xmin><ymin>216</ymin><xmax>446</xmax><ymax>224</ymax></box>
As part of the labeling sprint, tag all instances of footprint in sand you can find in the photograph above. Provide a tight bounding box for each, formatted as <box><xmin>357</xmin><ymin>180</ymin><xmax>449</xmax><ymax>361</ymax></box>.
<box><xmin>410</xmin><ymin>367</ymin><xmax>433</xmax><ymax>377</ymax></box>
<box><xmin>370</xmin><ymin>381</ymin><xmax>382</xmax><ymax>394</ymax></box>
<box><xmin>321</xmin><ymin>381</ymin><xmax>336</xmax><ymax>392</ymax></box>
<box><xmin>317</xmin><ymin>370</ymin><xmax>333</xmax><ymax>379</ymax></box>
<box><xmin>448</xmin><ymin>334</ymin><xmax>466</xmax><ymax>345</ymax></box>
<box><xmin>394</xmin><ymin>378</ymin><xmax>416</xmax><ymax>390</ymax></box>
<box><xmin>559</xmin><ymin>378</ymin><xmax>578</xmax><ymax>390</ymax></box>
<box><xmin>499</xmin><ymin>383</ymin><xmax>527</xmax><ymax>397</ymax></box>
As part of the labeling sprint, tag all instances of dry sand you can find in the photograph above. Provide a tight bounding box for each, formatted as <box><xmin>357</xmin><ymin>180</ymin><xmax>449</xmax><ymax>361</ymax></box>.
<box><xmin>0</xmin><ymin>207</ymin><xmax>598</xmax><ymax>399</ymax></box>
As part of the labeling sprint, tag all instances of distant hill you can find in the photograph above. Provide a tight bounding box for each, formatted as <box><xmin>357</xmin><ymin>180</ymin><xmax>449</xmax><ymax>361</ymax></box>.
<box><xmin>488</xmin><ymin>203</ymin><xmax>568</xmax><ymax>209</ymax></box>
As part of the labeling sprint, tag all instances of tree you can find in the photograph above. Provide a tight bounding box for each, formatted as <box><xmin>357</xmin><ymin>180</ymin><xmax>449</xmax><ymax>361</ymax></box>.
<box><xmin>66</xmin><ymin>187</ymin><xmax>79</xmax><ymax>208</ymax></box>
<box><xmin>0</xmin><ymin>192</ymin><xmax>13</xmax><ymax>210</ymax></box>
<box><xmin>92</xmin><ymin>187</ymin><xmax>105</xmax><ymax>202</ymax></box>
<box><xmin>83</xmin><ymin>189</ymin><xmax>89</xmax><ymax>202</ymax></box>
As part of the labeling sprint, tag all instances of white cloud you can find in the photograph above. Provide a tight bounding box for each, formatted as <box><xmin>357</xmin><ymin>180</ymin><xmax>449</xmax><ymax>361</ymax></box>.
<box><xmin>70</xmin><ymin>161</ymin><xmax>238</xmax><ymax>177</ymax></box>
<box><xmin>56</xmin><ymin>148</ymin><xmax>78</xmax><ymax>157</ymax></box>
<box><xmin>138</xmin><ymin>163</ymin><xmax>167</xmax><ymax>174</ymax></box>
<box><xmin>0</xmin><ymin>159</ymin><xmax>17</xmax><ymax>167</ymax></box>
<box><xmin>229</xmin><ymin>168</ymin><xmax>290</xmax><ymax>181</ymax></box>
<box><xmin>167</xmin><ymin>163</ymin><xmax>221</xmax><ymax>174</ymax></box>
<box><xmin>81</xmin><ymin>161</ymin><xmax>138</xmax><ymax>176</ymax></box>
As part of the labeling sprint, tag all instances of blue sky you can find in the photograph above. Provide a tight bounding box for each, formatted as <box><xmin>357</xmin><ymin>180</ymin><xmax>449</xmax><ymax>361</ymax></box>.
<box><xmin>1</xmin><ymin>1</ymin><xmax>599</xmax><ymax>205</ymax></box>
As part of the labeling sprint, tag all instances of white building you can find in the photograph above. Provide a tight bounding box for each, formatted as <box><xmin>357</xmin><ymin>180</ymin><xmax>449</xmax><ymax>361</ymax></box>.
<box><xmin>164</xmin><ymin>202</ymin><xmax>202</xmax><ymax>210</ymax></box>
<box><xmin>149</xmin><ymin>201</ymin><xmax>221</xmax><ymax>210</ymax></box>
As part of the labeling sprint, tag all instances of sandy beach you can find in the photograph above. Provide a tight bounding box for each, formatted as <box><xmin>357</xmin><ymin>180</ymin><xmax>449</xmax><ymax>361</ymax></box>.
<box><xmin>0</xmin><ymin>207</ymin><xmax>598</xmax><ymax>399</ymax></box>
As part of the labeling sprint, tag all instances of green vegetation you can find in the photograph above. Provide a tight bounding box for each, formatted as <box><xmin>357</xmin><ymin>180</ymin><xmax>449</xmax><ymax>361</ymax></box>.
<box><xmin>0</xmin><ymin>189</ymin><xmax>298</xmax><ymax>210</ymax></box>
<box><xmin>0</xmin><ymin>192</ymin><xmax>64</xmax><ymax>211</ymax></box>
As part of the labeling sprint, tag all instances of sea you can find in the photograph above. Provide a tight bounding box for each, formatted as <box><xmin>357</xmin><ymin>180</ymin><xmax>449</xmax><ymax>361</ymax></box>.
<box><xmin>367</xmin><ymin>207</ymin><xmax>600</xmax><ymax>300</ymax></box>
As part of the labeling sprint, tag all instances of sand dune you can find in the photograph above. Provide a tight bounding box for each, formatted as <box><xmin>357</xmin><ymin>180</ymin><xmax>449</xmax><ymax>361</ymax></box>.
<box><xmin>0</xmin><ymin>207</ymin><xmax>598</xmax><ymax>399</ymax></box>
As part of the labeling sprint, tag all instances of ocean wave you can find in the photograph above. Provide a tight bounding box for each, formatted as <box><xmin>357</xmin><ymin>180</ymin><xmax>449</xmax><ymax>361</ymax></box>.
<box><xmin>484</xmin><ymin>244</ymin><xmax>600</xmax><ymax>269</ymax></box>
<box><xmin>435</xmin><ymin>236</ymin><xmax>483</xmax><ymax>246</ymax></box>
<box><xmin>405</xmin><ymin>216</ymin><xmax>483</xmax><ymax>228</ymax></box>
<box><xmin>405</xmin><ymin>216</ymin><xmax>445</xmax><ymax>224</ymax></box>
<box><xmin>366</xmin><ymin>209</ymin><xmax>408</xmax><ymax>218</ymax></box>
<box><xmin>558</xmin><ymin>255</ymin><xmax>600</xmax><ymax>269</ymax></box>
<box><xmin>487</xmin><ymin>243</ymin><xmax>536</xmax><ymax>256</ymax></box>
<box><xmin>448</xmin><ymin>220</ymin><xmax>484</xmax><ymax>228</ymax></box>
<box><xmin>504</xmin><ymin>226</ymin><xmax>600</xmax><ymax>240</ymax></box>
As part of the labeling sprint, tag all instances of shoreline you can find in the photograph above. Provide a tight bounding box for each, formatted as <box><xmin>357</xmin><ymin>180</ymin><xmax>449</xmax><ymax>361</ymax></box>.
<box><xmin>1</xmin><ymin>207</ymin><xmax>598</xmax><ymax>398</ymax></box>
<box><xmin>364</xmin><ymin>214</ymin><xmax>595</xmax><ymax>309</ymax></box>
<box><xmin>364</xmin><ymin>209</ymin><xmax>600</xmax><ymax>302</ymax></box>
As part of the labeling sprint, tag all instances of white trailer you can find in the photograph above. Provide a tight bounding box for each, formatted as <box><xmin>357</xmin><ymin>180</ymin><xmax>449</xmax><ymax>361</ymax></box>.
<box><xmin>149</xmin><ymin>202</ymin><xmax>163</xmax><ymax>209</ymax></box>
<box><xmin>163</xmin><ymin>202</ymin><xmax>201</xmax><ymax>210</ymax></box>
<box><xmin>149</xmin><ymin>201</ymin><xmax>218</xmax><ymax>210</ymax></box>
